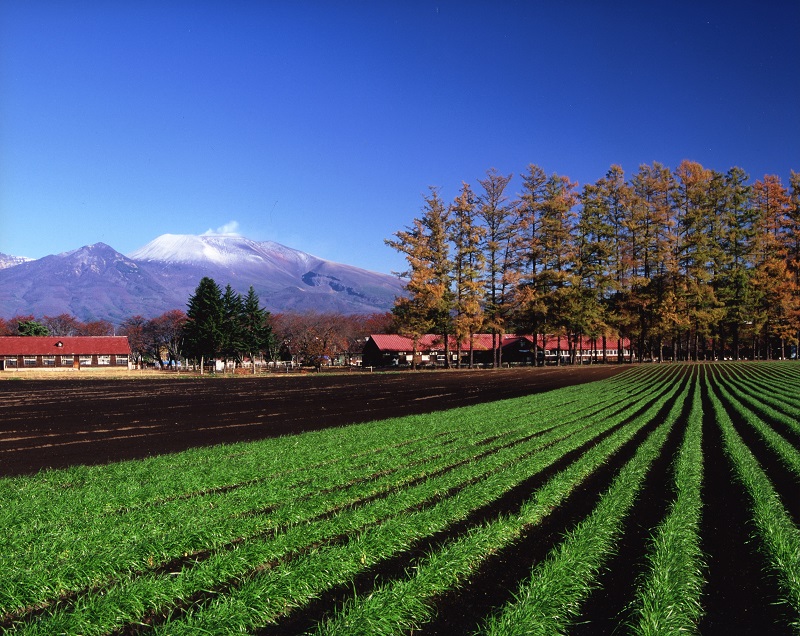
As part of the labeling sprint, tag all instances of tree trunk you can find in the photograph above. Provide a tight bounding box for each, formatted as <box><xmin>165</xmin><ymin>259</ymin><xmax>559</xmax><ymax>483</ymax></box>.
<box><xmin>498</xmin><ymin>333</ymin><xmax>503</xmax><ymax>368</ymax></box>
<box><xmin>469</xmin><ymin>333</ymin><xmax>475</xmax><ymax>369</ymax></box>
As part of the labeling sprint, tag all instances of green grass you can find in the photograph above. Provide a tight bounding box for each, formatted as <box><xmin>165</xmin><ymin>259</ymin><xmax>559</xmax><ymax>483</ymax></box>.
<box><xmin>2</xmin><ymin>368</ymin><xmax>668</xmax><ymax>633</ymax></box>
<box><xmin>632</xmin><ymin>366</ymin><xmax>705</xmax><ymax>635</ymax></box>
<box><xmin>706</xmin><ymin>366</ymin><xmax>800</xmax><ymax>630</ymax></box>
<box><xmin>309</xmin><ymin>368</ymin><xmax>687</xmax><ymax>636</ymax></box>
<box><xmin>3</xmin><ymin>363</ymin><xmax>799</xmax><ymax>633</ymax></box>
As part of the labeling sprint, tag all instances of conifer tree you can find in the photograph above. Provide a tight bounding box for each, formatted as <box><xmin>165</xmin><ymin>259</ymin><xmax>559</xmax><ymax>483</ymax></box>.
<box><xmin>630</xmin><ymin>162</ymin><xmax>676</xmax><ymax>360</ymax></box>
<box><xmin>537</xmin><ymin>173</ymin><xmax>579</xmax><ymax>363</ymax></box>
<box><xmin>220</xmin><ymin>284</ymin><xmax>245</xmax><ymax>372</ymax></box>
<box><xmin>752</xmin><ymin>175</ymin><xmax>793</xmax><ymax>357</ymax></box>
<box><xmin>514</xmin><ymin>164</ymin><xmax>548</xmax><ymax>355</ymax></box>
<box><xmin>182</xmin><ymin>277</ymin><xmax>224</xmax><ymax>374</ymax></box>
<box><xmin>477</xmin><ymin>168</ymin><xmax>515</xmax><ymax>367</ymax></box>
<box><xmin>450</xmin><ymin>182</ymin><xmax>485</xmax><ymax>368</ymax></box>
<box><xmin>576</xmin><ymin>179</ymin><xmax>615</xmax><ymax>362</ymax></box>
<box><xmin>715</xmin><ymin>167</ymin><xmax>757</xmax><ymax>359</ymax></box>
<box><xmin>386</xmin><ymin>188</ymin><xmax>453</xmax><ymax>368</ymax></box>
<box><xmin>241</xmin><ymin>286</ymin><xmax>273</xmax><ymax>374</ymax></box>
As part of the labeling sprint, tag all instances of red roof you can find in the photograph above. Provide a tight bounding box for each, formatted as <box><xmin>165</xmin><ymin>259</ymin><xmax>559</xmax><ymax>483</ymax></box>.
<box><xmin>0</xmin><ymin>337</ymin><xmax>130</xmax><ymax>356</ymax></box>
<box><xmin>367</xmin><ymin>334</ymin><xmax>631</xmax><ymax>352</ymax></box>
<box><xmin>367</xmin><ymin>334</ymin><xmax>532</xmax><ymax>352</ymax></box>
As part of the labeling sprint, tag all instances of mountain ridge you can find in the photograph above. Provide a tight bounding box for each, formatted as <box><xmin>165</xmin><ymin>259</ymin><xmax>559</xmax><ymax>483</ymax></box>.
<box><xmin>0</xmin><ymin>234</ymin><xmax>405</xmax><ymax>323</ymax></box>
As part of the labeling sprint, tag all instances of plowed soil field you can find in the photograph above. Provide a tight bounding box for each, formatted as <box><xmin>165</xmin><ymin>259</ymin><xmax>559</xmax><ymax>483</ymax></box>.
<box><xmin>0</xmin><ymin>366</ymin><xmax>624</xmax><ymax>477</ymax></box>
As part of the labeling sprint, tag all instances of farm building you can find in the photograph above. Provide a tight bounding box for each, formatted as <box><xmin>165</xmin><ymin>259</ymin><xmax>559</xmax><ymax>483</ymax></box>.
<box><xmin>362</xmin><ymin>333</ymin><xmax>632</xmax><ymax>367</ymax></box>
<box><xmin>0</xmin><ymin>336</ymin><xmax>131</xmax><ymax>370</ymax></box>
<box><xmin>362</xmin><ymin>334</ymin><xmax>536</xmax><ymax>367</ymax></box>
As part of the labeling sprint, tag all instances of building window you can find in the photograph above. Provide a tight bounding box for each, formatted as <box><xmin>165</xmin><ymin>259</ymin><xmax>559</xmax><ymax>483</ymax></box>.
<box><xmin>24</xmin><ymin>356</ymin><xmax>37</xmax><ymax>367</ymax></box>
<box><xmin>116</xmin><ymin>355</ymin><xmax>129</xmax><ymax>366</ymax></box>
<box><xmin>43</xmin><ymin>356</ymin><xmax>55</xmax><ymax>366</ymax></box>
<box><xmin>79</xmin><ymin>355</ymin><xmax>92</xmax><ymax>366</ymax></box>
<box><xmin>4</xmin><ymin>356</ymin><xmax>17</xmax><ymax>368</ymax></box>
<box><xmin>97</xmin><ymin>355</ymin><xmax>111</xmax><ymax>366</ymax></box>
<box><xmin>60</xmin><ymin>355</ymin><xmax>74</xmax><ymax>366</ymax></box>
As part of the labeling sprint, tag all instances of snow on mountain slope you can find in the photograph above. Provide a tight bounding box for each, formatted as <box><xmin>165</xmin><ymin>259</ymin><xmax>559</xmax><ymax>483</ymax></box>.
<box><xmin>0</xmin><ymin>234</ymin><xmax>405</xmax><ymax>322</ymax></box>
<box><xmin>0</xmin><ymin>253</ymin><xmax>32</xmax><ymax>270</ymax></box>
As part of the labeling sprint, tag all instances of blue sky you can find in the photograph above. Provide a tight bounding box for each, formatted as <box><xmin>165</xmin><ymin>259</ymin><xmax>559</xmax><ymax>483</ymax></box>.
<box><xmin>1</xmin><ymin>1</ymin><xmax>798</xmax><ymax>275</ymax></box>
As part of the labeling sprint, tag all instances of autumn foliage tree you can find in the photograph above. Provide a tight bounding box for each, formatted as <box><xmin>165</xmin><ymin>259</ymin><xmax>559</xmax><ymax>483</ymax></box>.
<box><xmin>388</xmin><ymin>160</ymin><xmax>800</xmax><ymax>364</ymax></box>
<box><xmin>385</xmin><ymin>187</ymin><xmax>453</xmax><ymax>368</ymax></box>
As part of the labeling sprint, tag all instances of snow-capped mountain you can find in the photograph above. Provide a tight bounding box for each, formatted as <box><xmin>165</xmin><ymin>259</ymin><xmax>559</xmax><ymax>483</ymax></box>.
<box><xmin>0</xmin><ymin>234</ymin><xmax>405</xmax><ymax>323</ymax></box>
<box><xmin>0</xmin><ymin>253</ymin><xmax>32</xmax><ymax>269</ymax></box>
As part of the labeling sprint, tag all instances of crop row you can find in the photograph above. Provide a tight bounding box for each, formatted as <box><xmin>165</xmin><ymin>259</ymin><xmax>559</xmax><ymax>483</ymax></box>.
<box><xmin>3</xmin><ymin>362</ymin><xmax>799</xmax><ymax>633</ymax></box>
<box><xmin>1</xmin><ymin>366</ymin><xmax>673</xmax><ymax>632</ymax></box>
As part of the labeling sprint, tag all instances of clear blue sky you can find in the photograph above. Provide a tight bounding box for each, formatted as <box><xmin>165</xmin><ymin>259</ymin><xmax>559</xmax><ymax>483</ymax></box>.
<box><xmin>2</xmin><ymin>1</ymin><xmax>798</xmax><ymax>275</ymax></box>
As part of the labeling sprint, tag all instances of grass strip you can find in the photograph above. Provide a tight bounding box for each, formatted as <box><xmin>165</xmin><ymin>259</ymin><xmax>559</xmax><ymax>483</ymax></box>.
<box><xmin>7</xmin><ymin>375</ymin><xmax>667</xmax><ymax>635</ymax></box>
<box><xmin>705</xmin><ymin>367</ymin><xmax>800</xmax><ymax>631</ymax></box>
<box><xmin>713</xmin><ymin>373</ymin><xmax>800</xmax><ymax>478</ymax></box>
<box><xmin>1</xmin><ymin>370</ymin><xmax>664</xmax><ymax>623</ymax></box>
<box><xmin>294</xmin><ymin>371</ymin><xmax>687</xmax><ymax>636</ymax></box>
<box><xmin>715</xmin><ymin>364</ymin><xmax>800</xmax><ymax>440</ymax></box>
<box><xmin>137</xmin><ymin>371</ymin><xmax>684</xmax><ymax>634</ymax></box>
<box><xmin>474</xmin><ymin>375</ymin><xmax>687</xmax><ymax>636</ymax></box>
<box><xmin>632</xmin><ymin>367</ymin><xmax>705</xmax><ymax>635</ymax></box>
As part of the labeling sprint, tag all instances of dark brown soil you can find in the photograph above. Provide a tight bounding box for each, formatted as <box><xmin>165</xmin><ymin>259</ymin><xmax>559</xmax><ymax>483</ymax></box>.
<box><xmin>0</xmin><ymin>365</ymin><xmax>626</xmax><ymax>477</ymax></box>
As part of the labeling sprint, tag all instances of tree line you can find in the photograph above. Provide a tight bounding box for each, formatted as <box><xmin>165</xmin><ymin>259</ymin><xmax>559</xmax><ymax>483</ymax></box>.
<box><xmin>387</xmin><ymin>161</ymin><xmax>800</xmax><ymax>364</ymax></box>
<box><xmin>0</xmin><ymin>315</ymin><xmax>116</xmax><ymax>337</ymax></box>
<box><xmin>0</xmin><ymin>279</ymin><xmax>393</xmax><ymax>370</ymax></box>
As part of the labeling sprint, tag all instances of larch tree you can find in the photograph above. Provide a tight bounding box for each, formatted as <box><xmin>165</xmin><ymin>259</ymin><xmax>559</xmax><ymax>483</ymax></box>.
<box><xmin>630</xmin><ymin>162</ymin><xmax>676</xmax><ymax>360</ymax></box>
<box><xmin>514</xmin><ymin>164</ymin><xmax>549</xmax><ymax>357</ymax></box>
<box><xmin>449</xmin><ymin>182</ymin><xmax>485</xmax><ymax>368</ymax></box>
<box><xmin>673</xmin><ymin>160</ymin><xmax>717</xmax><ymax>360</ymax></box>
<box><xmin>386</xmin><ymin>187</ymin><xmax>453</xmax><ymax>369</ymax></box>
<box><xmin>576</xmin><ymin>179</ymin><xmax>615</xmax><ymax>363</ymax></box>
<box><xmin>715</xmin><ymin>167</ymin><xmax>757</xmax><ymax>359</ymax></box>
<box><xmin>751</xmin><ymin>175</ymin><xmax>793</xmax><ymax>358</ymax></box>
<box><xmin>537</xmin><ymin>172</ymin><xmax>579</xmax><ymax>363</ymax></box>
<box><xmin>477</xmin><ymin>168</ymin><xmax>516</xmax><ymax>367</ymax></box>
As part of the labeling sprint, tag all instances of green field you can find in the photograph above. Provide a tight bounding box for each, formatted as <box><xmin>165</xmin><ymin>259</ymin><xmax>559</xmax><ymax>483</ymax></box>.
<box><xmin>1</xmin><ymin>363</ymin><xmax>798</xmax><ymax>634</ymax></box>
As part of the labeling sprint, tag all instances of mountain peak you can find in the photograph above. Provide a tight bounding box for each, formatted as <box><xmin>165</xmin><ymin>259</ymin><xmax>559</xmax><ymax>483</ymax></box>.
<box><xmin>1</xmin><ymin>233</ymin><xmax>405</xmax><ymax>321</ymax></box>
<box><xmin>129</xmin><ymin>233</ymin><xmax>264</xmax><ymax>266</ymax></box>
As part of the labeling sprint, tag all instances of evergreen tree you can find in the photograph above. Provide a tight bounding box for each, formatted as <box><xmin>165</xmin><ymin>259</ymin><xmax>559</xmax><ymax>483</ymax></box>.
<box><xmin>599</xmin><ymin>165</ymin><xmax>638</xmax><ymax>362</ymax></box>
<box><xmin>182</xmin><ymin>277</ymin><xmax>224</xmax><ymax>374</ymax></box>
<box><xmin>241</xmin><ymin>286</ymin><xmax>273</xmax><ymax>374</ymax></box>
<box><xmin>17</xmin><ymin>320</ymin><xmax>50</xmax><ymax>336</ymax></box>
<box><xmin>788</xmin><ymin>171</ymin><xmax>800</xmax><ymax>352</ymax></box>
<box><xmin>220</xmin><ymin>284</ymin><xmax>245</xmax><ymax>371</ymax></box>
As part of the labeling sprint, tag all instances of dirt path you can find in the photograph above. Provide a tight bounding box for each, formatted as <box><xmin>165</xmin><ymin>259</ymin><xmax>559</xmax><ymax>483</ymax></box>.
<box><xmin>0</xmin><ymin>366</ymin><xmax>627</xmax><ymax>477</ymax></box>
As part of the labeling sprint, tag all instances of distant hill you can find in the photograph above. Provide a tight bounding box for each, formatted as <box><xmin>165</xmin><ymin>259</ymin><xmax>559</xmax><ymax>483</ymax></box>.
<box><xmin>0</xmin><ymin>234</ymin><xmax>405</xmax><ymax>323</ymax></box>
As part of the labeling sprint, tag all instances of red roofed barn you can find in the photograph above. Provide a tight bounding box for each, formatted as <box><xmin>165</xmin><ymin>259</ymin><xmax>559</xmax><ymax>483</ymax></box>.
<box><xmin>362</xmin><ymin>334</ymin><xmax>632</xmax><ymax>367</ymax></box>
<box><xmin>0</xmin><ymin>337</ymin><xmax>131</xmax><ymax>371</ymax></box>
